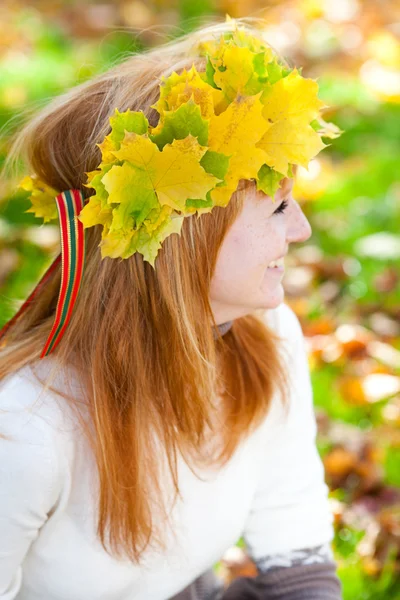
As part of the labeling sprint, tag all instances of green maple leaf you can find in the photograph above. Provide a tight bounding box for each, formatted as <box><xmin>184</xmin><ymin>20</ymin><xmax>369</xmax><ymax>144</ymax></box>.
<box><xmin>149</xmin><ymin>97</ymin><xmax>209</xmax><ymax>150</ymax></box>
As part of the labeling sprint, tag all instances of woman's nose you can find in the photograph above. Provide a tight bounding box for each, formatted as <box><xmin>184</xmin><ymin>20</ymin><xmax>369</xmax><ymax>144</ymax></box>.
<box><xmin>286</xmin><ymin>202</ymin><xmax>312</xmax><ymax>244</ymax></box>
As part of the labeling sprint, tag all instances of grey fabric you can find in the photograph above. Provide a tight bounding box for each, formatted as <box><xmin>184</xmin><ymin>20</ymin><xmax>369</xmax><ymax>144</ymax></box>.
<box><xmin>216</xmin><ymin>561</ymin><xmax>343</xmax><ymax>600</ymax></box>
<box><xmin>169</xmin><ymin>567</ymin><xmax>224</xmax><ymax>600</ymax></box>
<box><xmin>212</xmin><ymin>320</ymin><xmax>233</xmax><ymax>340</ymax></box>
<box><xmin>169</xmin><ymin>560</ymin><xmax>343</xmax><ymax>600</ymax></box>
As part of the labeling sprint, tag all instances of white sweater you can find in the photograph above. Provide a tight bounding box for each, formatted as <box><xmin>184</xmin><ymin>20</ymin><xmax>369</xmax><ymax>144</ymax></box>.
<box><xmin>0</xmin><ymin>303</ymin><xmax>335</xmax><ymax>600</ymax></box>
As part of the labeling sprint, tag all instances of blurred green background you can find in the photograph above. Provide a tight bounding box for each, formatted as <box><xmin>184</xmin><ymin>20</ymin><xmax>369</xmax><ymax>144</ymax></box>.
<box><xmin>0</xmin><ymin>1</ymin><xmax>399</xmax><ymax>597</ymax></box>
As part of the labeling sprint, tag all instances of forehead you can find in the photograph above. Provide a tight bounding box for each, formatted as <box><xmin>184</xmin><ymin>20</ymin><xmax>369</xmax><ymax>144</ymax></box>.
<box><xmin>278</xmin><ymin>177</ymin><xmax>294</xmax><ymax>196</ymax></box>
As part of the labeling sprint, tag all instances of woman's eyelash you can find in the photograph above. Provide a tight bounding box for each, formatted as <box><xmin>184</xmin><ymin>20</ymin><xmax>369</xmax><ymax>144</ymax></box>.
<box><xmin>273</xmin><ymin>198</ymin><xmax>289</xmax><ymax>215</ymax></box>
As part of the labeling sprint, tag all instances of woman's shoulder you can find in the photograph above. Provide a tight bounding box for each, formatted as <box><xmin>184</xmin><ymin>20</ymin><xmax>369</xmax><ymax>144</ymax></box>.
<box><xmin>261</xmin><ymin>302</ymin><xmax>311</xmax><ymax>396</ymax></box>
<box><xmin>0</xmin><ymin>358</ymin><xmax>83</xmax><ymax>446</ymax></box>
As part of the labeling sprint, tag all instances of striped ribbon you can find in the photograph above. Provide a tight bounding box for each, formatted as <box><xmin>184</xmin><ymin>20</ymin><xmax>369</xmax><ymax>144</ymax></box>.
<box><xmin>0</xmin><ymin>189</ymin><xmax>86</xmax><ymax>358</ymax></box>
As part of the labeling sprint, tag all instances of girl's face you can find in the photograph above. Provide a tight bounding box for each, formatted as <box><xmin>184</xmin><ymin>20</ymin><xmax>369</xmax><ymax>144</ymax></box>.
<box><xmin>209</xmin><ymin>178</ymin><xmax>312</xmax><ymax>325</ymax></box>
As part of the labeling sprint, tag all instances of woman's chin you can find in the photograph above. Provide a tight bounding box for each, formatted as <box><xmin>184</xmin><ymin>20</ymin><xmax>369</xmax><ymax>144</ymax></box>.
<box><xmin>257</xmin><ymin>282</ymin><xmax>285</xmax><ymax>308</ymax></box>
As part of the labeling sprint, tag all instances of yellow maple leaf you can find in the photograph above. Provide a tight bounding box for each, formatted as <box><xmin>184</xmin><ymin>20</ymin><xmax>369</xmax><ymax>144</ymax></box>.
<box><xmin>136</xmin><ymin>211</ymin><xmax>184</xmax><ymax>267</ymax></box>
<box><xmin>207</xmin><ymin>92</ymin><xmax>271</xmax><ymax>205</ymax></box>
<box><xmin>151</xmin><ymin>65</ymin><xmax>224</xmax><ymax>128</ymax></box>
<box><xmin>78</xmin><ymin>196</ymin><xmax>113</xmax><ymax>229</ymax></box>
<box><xmin>255</xmin><ymin>68</ymin><xmax>329</xmax><ymax>175</ymax></box>
<box><xmin>213</xmin><ymin>46</ymin><xmax>252</xmax><ymax>101</ymax></box>
<box><xmin>212</xmin><ymin>45</ymin><xmax>266</xmax><ymax>103</ymax></box>
<box><xmin>111</xmin><ymin>132</ymin><xmax>221</xmax><ymax>212</ymax></box>
<box><xmin>193</xmin><ymin>19</ymin><xmax>273</xmax><ymax>59</ymax></box>
<box><xmin>143</xmin><ymin>204</ymin><xmax>173</xmax><ymax>234</ymax></box>
<box><xmin>260</xmin><ymin>68</ymin><xmax>327</xmax><ymax>122</ymax></box>
<box><xmin>99</xmin><ymin>207</ymin><xmax>184</xmax><ymax>267</ymax></box>
<box><xmin>98</xmin><ymin>222</ymin><xmax>137</xmax><ymax>260</ymax></box>
<box><xmin>208</xmin><ymin>92</ymin><xmax>270</xmax><ymax>158</ymax></box>
<box><xmin>96</xmin><ymin>135</ymin><xmax>119</xmax><ymax>164</ymax></box>
<box><xmin>102</xmin><ymin>163</ymin><xmax>159</xmax><ymax>232</ymax></box>
<box><xmin>209</xmin><ymin>145</ymin><xmax>271</xmax><ymax>206</ymax></box>
<box><xmin>19</xmin><ymin>175</ymin><xmax>59</xmax><ymax>223</ymax></box>
<box><xmin>256</xmin><ymin>118</ymin><xmax>328</xmax><ymax>176</ymax></box>
<box><xmin>84</xmin><ymin>169</ymin><xmax>102</xmax><ymax>185</ymax></box>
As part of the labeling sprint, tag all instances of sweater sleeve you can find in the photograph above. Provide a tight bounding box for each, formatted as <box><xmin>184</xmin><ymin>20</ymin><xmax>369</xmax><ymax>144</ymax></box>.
<box><xmin>0</xmin><ymin>371</ymin><xmax>62</xmax><ymax>599</ymax></box>
<box><xmin>242</xmin><ymin>303</ymin><xmax>336</xmax><ymax>559</ymax></box>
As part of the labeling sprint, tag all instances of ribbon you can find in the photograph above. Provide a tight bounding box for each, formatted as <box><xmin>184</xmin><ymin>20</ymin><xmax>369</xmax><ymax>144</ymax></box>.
<box><xmin>0</xmin><ymin>189</ymin><xmax>86</xmax><ymax>358</ymax></box>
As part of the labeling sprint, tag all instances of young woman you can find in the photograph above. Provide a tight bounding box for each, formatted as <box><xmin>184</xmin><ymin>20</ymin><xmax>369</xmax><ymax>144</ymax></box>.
<box><xmin>0</xmin><ymin>17</ymin><xmax>342</xmax><ymax>600</ymax></box>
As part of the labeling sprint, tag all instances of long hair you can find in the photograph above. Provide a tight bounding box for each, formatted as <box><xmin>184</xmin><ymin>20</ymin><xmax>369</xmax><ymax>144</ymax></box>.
<box><xmin>0</xmin><ymin>16</ymin><xmax>292</xmax><ymax>564</ymax></box>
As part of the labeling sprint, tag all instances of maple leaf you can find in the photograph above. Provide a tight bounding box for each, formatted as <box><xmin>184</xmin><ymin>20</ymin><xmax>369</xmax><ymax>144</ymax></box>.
<box><xmin>199</xmin><ymin>149</ymin><xmax>231</xmax><ymax>180</ymax></box>
<box><xmin>92</xmin><ymin>136</ymin><xmax>118</xmax><ymax>165</ymax></box>
<box><xmin>98</xmin><ymin>207</ymin><xmax>184</xmax><ymax>267</ymax></box>
<box><xmin>93</xmin><ymin>108</ymin><xmax>149</xmax><ymax>165</ymax></box>
<box><xmin>135</xmin><ymin>211</ymin><xmax>184</xmax><ymax>267</ymax></box>
<box><xmin>185</xmin><ymin>193</ymin><xmax>214</xmax><ymax>214</ymax></box>
<box><xmin>79</xmin><ymin>163</ymin><xmax>115</xmax><ymax>228</ymax></box>
<box><xmin>212</xmin><ymin>45</ymin><xmax>271</xmax><ymax>103</ymax></box>
<box><xmin>98</xmin><ymin>222</ymin><xmax>136</xmax><ymax>260</ymax></box>
<box><xmin>256</xmin><ymin>68</ymin><xmax>329</xmax><ymax>175</ymax></box>
<box><xmin>19</xmin><ymin>175</ymin><xmax>59</xmax><ymax>223</ymax></box>
<box><xmin>103</xmin><ymin>163</ymin><xmax>159</xmax><ymax>231</ymax></box>
<box><xmin>207</xmin><ymin>92</ymin><xmax>272</xmax><ymax>205</ymax></box>
<box><xmin>83</xmin><ymin>164</ymin><xmax>114</xmax><ymax>204</ymax></box>
<box><xmin>108</xmin><ymin>108</ymin><xmax>148</xmax><ymax>148</ymax></box>
<box><xmin>256</xmin><ymin>164</ymin><xmax>286</xmax><ymax>198</ymax></box>
<box><xmin>261</xmin><ymin>59</ymin><xmax>285</xmax><ymax>85</ymax></box>
<box><xmin>257</xmin><ymin>118</ymin><xmax>328</xmax><ymax>176</ymax></box>
<box><xmin>143</xmin><ymin>204</ymin><xmax>174</xmax><ymax>234</ymax></box>
<box><xmin>193</xmin><ymin>24</ymin><xmax>275</xmax><ymax>108</ymax></box>
<box><xmin>78</xmin><ymin>196</ymin><xmax>113</xmax><ymax>229</ymax></box>
<box><xmin>111</xmin><ymin>132</ymin><xmax>221</xmax><ymax>211</ymax></box>
<box><xmin>149</xmin><ymin>96</ymin><xmax>209</xmax><ymax>150</ymax></box>
<box><xmin>261</xmin><ymin>68</ymin><xmax>328</xmax><ymax>122</ymax></box>
<box><xmin>150</xmin><ymin>65</ymin><xmax>224</xmax><ymax>126</ymax></box>
<box><xmin>193</xmin><ymin>20</ymin><xmax>273</xmax><ymax>61</ymax></box>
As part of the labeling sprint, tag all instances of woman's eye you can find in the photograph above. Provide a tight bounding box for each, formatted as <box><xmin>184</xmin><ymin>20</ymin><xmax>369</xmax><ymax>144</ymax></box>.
<box><xmin>273</xmin><ymin>198</ymin><xmax>289</xmax><ymax>215</ymax></box>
